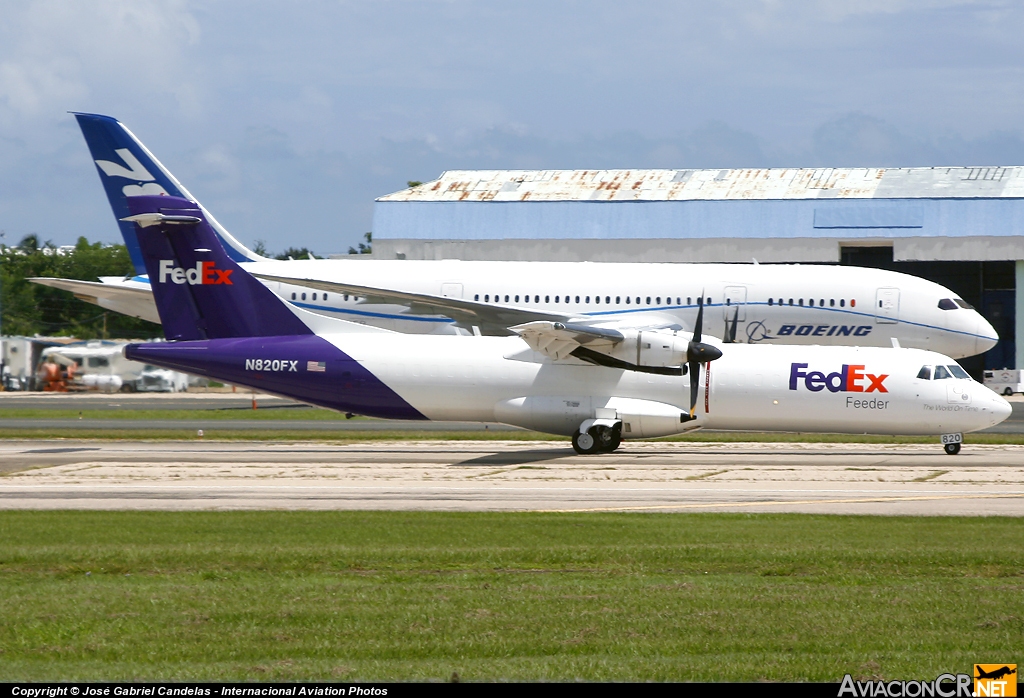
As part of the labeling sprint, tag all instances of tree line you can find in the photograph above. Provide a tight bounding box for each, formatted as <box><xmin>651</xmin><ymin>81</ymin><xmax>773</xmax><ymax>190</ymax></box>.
<box><xmin>1</xmin><ymin>236</ymin><xmax>160</xmax><ymax>340</ymax></box>
<box><xmin>1</xmin><ymin>231</ymin><xmax>373</xmax><ymax>340</ymax></box>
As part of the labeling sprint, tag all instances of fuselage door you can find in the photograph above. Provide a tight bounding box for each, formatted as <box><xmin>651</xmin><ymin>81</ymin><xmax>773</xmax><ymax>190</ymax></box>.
<box><xmin>723</xmin><ymin>286</ymin><xmax>747</xmax><ymax>322</ymax></box>
<box><xmin>875</xmin><ymin>287</ymin><xmax>900</xmax><ymax>324</ymax></box>
<box><xmin>440</xmin><ymin>283</ymin><xmax>463</xmax><ymax>299</ymax></box>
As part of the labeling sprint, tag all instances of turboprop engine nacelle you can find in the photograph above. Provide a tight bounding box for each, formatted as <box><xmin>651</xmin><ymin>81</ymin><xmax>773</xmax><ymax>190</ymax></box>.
<box><xmin>605</xmin><ymin>329</ymin><xmax>690</xmax><ymax>369</ymax></box>
<box><xmin>495</xmin><ymin>395</ymin><xmax>694</xmax><ymax>438</ymax></box>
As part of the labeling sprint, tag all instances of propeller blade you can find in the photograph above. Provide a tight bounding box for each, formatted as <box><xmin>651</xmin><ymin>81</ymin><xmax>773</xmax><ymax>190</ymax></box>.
<box><xmin>689</xmin><ymin>360</ymin><xmax>700</xmax><ymax>417</ymax></box>
<box><xmin>692</xmin><ymin>292</ymin><xmax>704</xmax><ymax>344</ymax></box>
<box><xmin>685</xmin><ymin>291</ymin><xmax>723</xmax><ymax>419</ymax></box>
<box><xmin>724</xmin><ymin>306</ymin><xmax>739</xmax><ymax>343</ymax></box>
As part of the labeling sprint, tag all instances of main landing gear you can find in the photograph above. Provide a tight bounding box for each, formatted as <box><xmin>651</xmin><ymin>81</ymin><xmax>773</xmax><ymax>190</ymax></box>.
<box><xmin>572</xmin><ymin>423</ymin><xmax>622</xmax><ymax>455</ymax></box>
<box><xmin>944</xmin><ymin>442</ymin><xmax>961</xmax><ymax>456</ymax></box>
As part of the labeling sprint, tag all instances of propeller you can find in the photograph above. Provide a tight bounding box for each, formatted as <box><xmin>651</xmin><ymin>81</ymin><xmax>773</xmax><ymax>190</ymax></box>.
<box><xmin>686</xmin><ymin>292</ymin><xmax>723</xmax><ymax>418</ymax></box>
<box><xmin>723</xmin><ymin>306</ymin><xmax>739</xmax><ymax>343</ymax></box>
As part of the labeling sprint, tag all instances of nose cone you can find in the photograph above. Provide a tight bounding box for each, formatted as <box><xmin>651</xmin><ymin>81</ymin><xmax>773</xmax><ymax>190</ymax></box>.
<box><xmin>992</xmin><ymin>392</ymin><xmax>1013</xmax><ymax>426</ymax></box>
<box><xmin>974</xmin><ymin>313</ymin><xmax>999</xmax><ymax>356</ymax></box>
<box><xmin>973</xmin><ymin>388</ymin><xmax>1013</xmax><ymax>432</ymax></box>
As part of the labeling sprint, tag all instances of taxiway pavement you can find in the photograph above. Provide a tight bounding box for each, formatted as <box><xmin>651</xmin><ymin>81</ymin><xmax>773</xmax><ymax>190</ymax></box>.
<box><xmin>1</xmin><ymin>439</ymin><xmax>1022</xmax><ymax>515</ymax></box>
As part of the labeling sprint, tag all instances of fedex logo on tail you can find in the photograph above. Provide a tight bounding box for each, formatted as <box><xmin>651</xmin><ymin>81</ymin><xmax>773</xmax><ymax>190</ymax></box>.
<box><xmin>789</xmin><ymin>363</ymin><xmax>888</xmax><ymax>393</ymax></box>
<box><xmin>158</xmin><ymin>260</ymin><xmax>233</xmax><ymax>285</ymax></box>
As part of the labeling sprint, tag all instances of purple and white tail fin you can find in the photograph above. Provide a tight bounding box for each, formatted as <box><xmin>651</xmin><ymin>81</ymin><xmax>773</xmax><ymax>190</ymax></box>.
<box><xmin>126</xmin><ymin>195</ymin><xmax>384</xmax><ymax>340</ymax></box>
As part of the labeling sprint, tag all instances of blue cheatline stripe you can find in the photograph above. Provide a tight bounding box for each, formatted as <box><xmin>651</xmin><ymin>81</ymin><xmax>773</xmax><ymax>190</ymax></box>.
<box><xmin>581</xmin><ymin>301</ymin><xmax>998</xmax><ymax>342</ymax></box>
<box><xmin>293</xmin><ymin>301</ymin><xmax>454</xmax><ymax>323</ymax></box>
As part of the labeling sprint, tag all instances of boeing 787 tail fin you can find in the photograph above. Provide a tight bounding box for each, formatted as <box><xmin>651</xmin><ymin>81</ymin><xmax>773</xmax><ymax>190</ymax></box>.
<box><xmin>73</xmin><ymin>113</ymin><xmax>268</xmax><ymax>274</ymax></box>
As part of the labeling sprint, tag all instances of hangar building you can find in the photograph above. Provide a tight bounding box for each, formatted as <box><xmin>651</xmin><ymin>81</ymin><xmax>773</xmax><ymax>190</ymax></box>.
<box><xmin>373</xmin><ymin>167</ymin><xmax>1024</xmax><ymax>373</ymax></box>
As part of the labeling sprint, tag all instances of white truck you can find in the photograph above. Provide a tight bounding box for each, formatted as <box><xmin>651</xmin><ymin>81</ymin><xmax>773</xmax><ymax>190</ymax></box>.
<box><xmin>983</xmin><ymin>369</ymin><xmax>1024</xmax><ymax>396</ymax></box>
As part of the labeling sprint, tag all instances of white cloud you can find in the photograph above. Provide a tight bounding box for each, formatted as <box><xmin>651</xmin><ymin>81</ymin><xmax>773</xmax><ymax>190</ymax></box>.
<box><xmin>0</xmin><ymin>0</ymin><xmax>202</xmax><ymax>127</ymax></box>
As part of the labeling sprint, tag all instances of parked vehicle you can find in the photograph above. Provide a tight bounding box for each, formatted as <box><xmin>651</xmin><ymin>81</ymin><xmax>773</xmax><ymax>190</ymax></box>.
<box><xmin>135</xmin><ymin>364</ymin><xmax>189</xmax><ymax>392</ymax></box>
<box><xmin>984</xmin><ymin>369</ymin><xmax>1024</xmax><ymax>396</ymax></box>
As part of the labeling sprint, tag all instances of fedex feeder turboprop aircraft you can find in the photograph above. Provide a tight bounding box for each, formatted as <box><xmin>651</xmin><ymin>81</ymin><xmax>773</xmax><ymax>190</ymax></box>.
<box><xmin>30</xmin><ymin>113</ymin><xmax>998</xmax><ymax>361</ymax></box>
<box><xmin>122</xmin><ymin>194</ymin><xmax>1010</xmax><ymax>454</ymax></box>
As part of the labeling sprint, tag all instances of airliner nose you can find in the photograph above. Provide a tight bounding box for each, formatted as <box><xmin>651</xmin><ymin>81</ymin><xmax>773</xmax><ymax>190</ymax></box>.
<box><xmin>993</xmin><ymin>393</ymin><xmax>1012</xmax><ymax>426</ymax></box>
<box><xmin>975</xmin><ymin>313</ymin><xmax>999</xmax><ymax>356</ymax></box>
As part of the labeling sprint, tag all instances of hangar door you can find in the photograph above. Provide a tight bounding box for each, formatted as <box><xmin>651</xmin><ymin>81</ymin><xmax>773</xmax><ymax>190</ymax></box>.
<box><xmin>875</xmin><ymin>287</ymin><xmax>900</xmax><ymax>324</ymax></box>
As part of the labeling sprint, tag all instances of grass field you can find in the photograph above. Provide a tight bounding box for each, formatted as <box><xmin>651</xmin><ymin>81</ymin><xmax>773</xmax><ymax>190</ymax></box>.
<box><xmin>0</xmin><ymin>511</ymin><xmax>1020</xmax><ymax>682</ymax></box>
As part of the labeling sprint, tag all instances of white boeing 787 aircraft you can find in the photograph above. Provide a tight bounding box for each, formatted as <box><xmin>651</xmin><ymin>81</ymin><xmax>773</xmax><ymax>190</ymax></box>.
<box><xmin>30</xmin><ymin>113</ymin><xmax>999</xmax><ymax>360</ymax></box>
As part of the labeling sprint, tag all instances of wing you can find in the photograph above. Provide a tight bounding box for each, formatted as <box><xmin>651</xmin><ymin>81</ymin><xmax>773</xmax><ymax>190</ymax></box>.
<box><xmin>28</xmin><ymin>277</ymin><xmax>161</xmax><ymax>324</ymax></box>
<box><xmin>252</xmin><ymin>273</ymin><xmax>576</xmax><ymax>335</ymax></box>
<box><xmin>511</xmin><ymin>320</ymin><xmax>686</xmax><ymax>376</ymax></box>
<box><xmin>512</xmin><ymin>321</ymin><xmax>624</xmax><ymax>359</ymax></box>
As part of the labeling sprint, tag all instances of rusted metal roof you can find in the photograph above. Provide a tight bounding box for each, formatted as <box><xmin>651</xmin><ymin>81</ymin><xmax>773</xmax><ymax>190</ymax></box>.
<box><xmin>378</xmin><ymin>167</ymin><xmax>1024</xmax><ymax>202</ymax></box>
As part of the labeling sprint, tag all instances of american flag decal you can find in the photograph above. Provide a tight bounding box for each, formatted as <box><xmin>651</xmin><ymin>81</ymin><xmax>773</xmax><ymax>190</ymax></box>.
<box><xmin>307</xmin><ymin>360</ymin><xmax>326</xmax><ymax>372</ymax></box>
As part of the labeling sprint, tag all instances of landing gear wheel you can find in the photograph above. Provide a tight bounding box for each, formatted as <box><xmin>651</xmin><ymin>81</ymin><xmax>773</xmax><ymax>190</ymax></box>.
<box><xmin>592</xmin><ymin>425</ymin><xmax>622</xmax><ymax>453</ymax></box>
<box><xmin>572</xmin><ymin>430</ymin><xmax>599</xmax><ymax>455</ymax></box>
<box><xmin>944</xmin><ymin>442</ymin><xmax>961</xmax><ymax>456</ymax></box>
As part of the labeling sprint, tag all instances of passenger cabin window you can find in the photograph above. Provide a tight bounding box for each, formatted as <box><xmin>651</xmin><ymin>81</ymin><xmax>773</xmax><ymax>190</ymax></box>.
<box><xmin>933</xmin><ymin>366</ymin><xmax>952</xmax><ymax>380</ymax></box>
<box><xmin>291</xmin><ymin>293</ymin><xmax>296</xmax><ymax>300</ymax></box>
<box><xmin>938</xmin><ymin>299</ymin><xmax>957</xmax><ymax>310</ymax></box>
<box><xmin>301</xmin><ymin>293</ymin><xmax>306</xmax><ymax>300</ymax></box>
<box><xmin>840</xmin><ymin>299</ymin><xmax>845</xmax><ymax>307</ymax></box>
<box><xmin>768</xmin><ymin>298</ymin><xmax>773</xmax><ymax>306</ymax></box>
<box><xmin>917</xmin><ymin>366</ymin><xmax>932</xmax><ymax>380</ymax></box>
<box><xmin>954</xmin><ymin>298</ymin><xmax>974</xmax><ymax>310</ymax></box>
<box><xmin>808</xmin><ymin>299</ymin><xmax>814</xmax><ymax>307</ymax></box>
<box><xmin>474</xmin><ymin>294</ymin><xmax>479</xmax><ymax>301</ymax></box>
<box><xmin>312</xmin><ymin>293</ymin><xmax>317</xmax><ymax>301</ymax></box>
<box><xmin>830</xmin><ymin>299</ymin><xmax>835</xmax><ymax>307</ymax></box>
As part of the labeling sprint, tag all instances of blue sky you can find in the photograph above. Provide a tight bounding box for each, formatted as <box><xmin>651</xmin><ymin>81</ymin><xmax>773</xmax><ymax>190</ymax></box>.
<box><xmin>2</xmin><ymin>0</ymin><xmax>1024</xmax><ymax>254</ymax></box>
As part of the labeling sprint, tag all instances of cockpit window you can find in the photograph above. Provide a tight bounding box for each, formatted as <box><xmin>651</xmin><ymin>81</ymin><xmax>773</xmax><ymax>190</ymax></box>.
<box><xmin>954</xmin><ymin>298</ymin><xmax>974</xmax><ymax>310</ymax></box>
<box><xmin>947</xmin><ymin>365</ymin><xmax>971</xmax><ymax>380</ymax></box>
<box><xmin>933</xmin><ymin>365</ymin><xmax>951</xmax><ymax>380</ymax></box>
<box><xmin>938</xmin><ymin>298</ymin><xmax>958</xmax><ymax>310</ymax></box>
<box><xmin>917</xmin><ymin>366</ymin><xmax>932</xmax><ymax>380</ymax></box>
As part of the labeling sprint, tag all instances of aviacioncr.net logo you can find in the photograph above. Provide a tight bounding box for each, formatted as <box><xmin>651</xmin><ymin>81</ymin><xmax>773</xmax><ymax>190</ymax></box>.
<box><xmin>158</xmin><ymin>260</ymin><xmax>233</xmax><ymax>286</ymax></box>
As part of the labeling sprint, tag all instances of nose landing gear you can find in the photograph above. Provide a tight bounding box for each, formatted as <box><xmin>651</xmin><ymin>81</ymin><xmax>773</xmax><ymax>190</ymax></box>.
<box><xmin>941</xmin><ymin>433</ymin><xmax>962</xmax><ymax>455</ymax></box>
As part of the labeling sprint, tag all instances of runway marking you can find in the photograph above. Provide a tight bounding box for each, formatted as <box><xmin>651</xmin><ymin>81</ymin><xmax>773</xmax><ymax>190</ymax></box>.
<box><xmin>542</xmin><ymin>492</ymin><xmax>1024</xmax><ymax>513</ymax></box>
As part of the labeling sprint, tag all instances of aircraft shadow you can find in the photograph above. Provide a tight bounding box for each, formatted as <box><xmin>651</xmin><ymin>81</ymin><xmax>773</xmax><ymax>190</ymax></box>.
<box><xmin>453</xmin><ymin>448</ymin><xmax>577</xmax><ymax>467</ymax></box>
